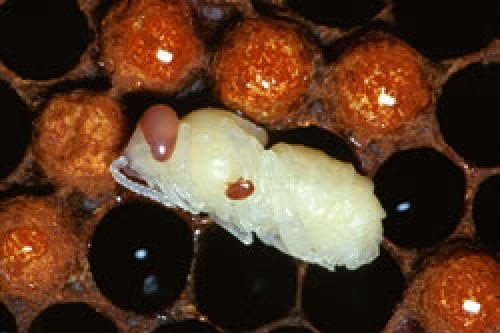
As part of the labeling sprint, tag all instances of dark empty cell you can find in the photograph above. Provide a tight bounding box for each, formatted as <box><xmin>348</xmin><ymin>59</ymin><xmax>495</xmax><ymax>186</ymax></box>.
<box><xmin>152</xmin><ymin>320</ymin><xmax>220</xmax><ymax>333</ymax></box>
<box><xmin>251</xmin><ymin>1</ymin><xmax>284</xmax><ymax>16</ymax></box>
<box><xmin>473</xmin><ymin>174</ymin><xmax>500</xmax><ymax>253</ymax></box>
<box><xmin>374</xmin><ymin>148</ymin><xmax>465</xmax><ymax>248</ymax></box>
<box><xmin>122</xmin><ymin>92</ymin><xmax>174</xmax><ymax>132</ymax></box>
<box><xmin>269</xmin><ymin>126</ymin><xmax>359</xmax><ymax>169</ymax></box>
<box><xmin>170</xmin><ymin>77</ymin><xmax>225</xmax><ymax>116</ymax></box>
<box><xmin>0</xmin><ymin>0</ymin><xmax>91</xmax><ymax>80</ymax></box>
<box><xmin>0</xmin><ymin>80</ymin><xmax>32</xmax><ymax>178</ymax></box>
<box><xmin>302</xmin><ymin>248</ymin><xmax>405</xmax><ymax>333</ymax></box>
<box><xmin>195</xmin><ymin>3</ymin><xmax>242</xmax><ymax>48</ymax></box>
<box><xmin>288</xmin><ymin>0</ymin><xmax>384</xmax><ymax>28</ymax></box>
<box><xmin>28</xmin><ymin>302</ymin><xmax>117</xmax><ymax>333</ymax></box>
<box><xmin>393</xmin><ymin>0</ymin><xmax>499</xmax><ymax>60</ymax></box>
<box><xmin>88</xmin><ymin>202</ymin><xmax>193</xmax><ymax>314</ymax></box>
<box><xmin>437</xmin><ymin>63</ymin><xmax>500</xmax><ymax>167</ymax></box>
<box><xmin>0</xmin><ymin>302</ymin><xmax>16</xmax><ymax>333</ymax></box>
<box><xmin>269</xmin><ymin>327</ymin><xmax>312</xmax><ymax>333</ymax></box>
<box><xmin>194</xmin><ymin>227</ymin><xmax>297</xmax><ymax>331</ymax></box>
<box><xmin>44</xmin><ymin>76</ymin><xmax>112</xmax><ymax>96</ymax></box>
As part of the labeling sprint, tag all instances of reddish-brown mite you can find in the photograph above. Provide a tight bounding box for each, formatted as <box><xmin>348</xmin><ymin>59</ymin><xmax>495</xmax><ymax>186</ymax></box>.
<box><xmin>139</xmin><ymin>104</ymin><xmax>179</xmax><ymax>162</ymax></box>
<box><xmin>225</xmin><ymin>177</ymin><xmax>255</xmax><ymax>200</ymax></box>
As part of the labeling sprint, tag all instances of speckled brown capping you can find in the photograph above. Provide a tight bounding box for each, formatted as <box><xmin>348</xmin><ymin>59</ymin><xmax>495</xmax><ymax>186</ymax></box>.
<box><xmin>100</xmin><ymin>0</ymin><xmax>206</xmax><ymax>95</ymax></box>
<box><xmin>33</xmin><ymin>91</ymin><xmax>127</xmax><ymax>198</ymax></box>
<box><xmin>0</xmin><ymin>0</ymin><xmax>498</xmax><ymax>333</ymax></box>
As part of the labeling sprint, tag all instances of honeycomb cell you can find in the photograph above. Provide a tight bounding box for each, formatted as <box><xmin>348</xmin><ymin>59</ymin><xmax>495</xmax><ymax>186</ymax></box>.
<box><xmin>374</xmin><ymin>148</ymin><xmax>465</xmax><ymax>248</ymax></box>
<box><xmin>34</xmin><ymin>91</ymin><xmax>127</xmax><ymax>197</ymax></box>
<box><xmin>473</xmin><ymin>174</ymin><xmax>500</xmax><ymax>253</ymax></box>
<box><xmin>302</xmin><ymin>248</ymin><xmax>405</xmax><ymax>333</ymax></box>
<box><xmin>420</xmin><ymin>251</ymin><xmax>499</xmax><ymax>333</ymax></box>
<box><xmin>393</xmin><ymin>0</ymin><xmax>498</xmax><ymax>60</ymax></box>
<box><xmin>88</xmin><ymin>202</ymin><xmax>193</xmax><ymax>314</ymax></box>
<box><xmin>122</xmin><ymin>92</ymin><xmax>175</xmax><ymax>132</ymax></box>
<box><xmin>28</xmin><ymin>302</ymin><xmax>118</xmax><ymax>333</ymax></box>
<box><xmin>0</xmin><ymin>0</ymin><xmax>91</xmax><ymax>80</ymax></box>
<box><xmin>437</xmin><ymin>63</ymin><xmax>500</xmax><ymax>167</ymax></box>
<box><xmin>269</xmin><ymin>126</ymin><xmax>359</xmax><ymax>169</ymax></box>
<box><xmin>101</xmin><ymin>0</ymin><xmax>204</xmax><ymax>94</ymax></box>
<box><xmin>214</xmin><ymin>19</ymin><xmax>314</xmax><ymax>124</ymax></box>
<box><xmin>193</xmin><ymin>1</ymin><xmax>242</xmax><ymax>47</ymax></box>
<box><xmin>328</xmin><ymin>35</ymin><xmax>430</xmax><ymax>136</ymax></box>
<box><xmin>194</xmin><ymin>227</ymin><xmax>297</xmax><ymax>331</ymax></box>
<box><xmin>152</xmin><ymin>320</ymin><xmax>220</xmax><ymax>333</ymax></box>
<box><xmin>0</xmin><ymin>197</ymin><xmax>76</xmax><ymax>299</ymax></box>
<box><xmin>0</xmin><ymin>80</ymin><xmax>32</xmax><ymax>179</ymax></box>
<box><xmin>288</xmin><ymin>0</ymin><xmax>384</xmax><ymax>28</ymax></box>
<box><xmin>0</xmin><ymin>302</ymin><xmax>16</xmax><ymax>333</ymax></box>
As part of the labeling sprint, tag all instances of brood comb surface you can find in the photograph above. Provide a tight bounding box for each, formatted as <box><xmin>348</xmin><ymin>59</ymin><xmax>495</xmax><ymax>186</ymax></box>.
<box><xmin>0</xmin><ymin>1</ymin><xmax>498</xmax><ymax>333</ymax></box>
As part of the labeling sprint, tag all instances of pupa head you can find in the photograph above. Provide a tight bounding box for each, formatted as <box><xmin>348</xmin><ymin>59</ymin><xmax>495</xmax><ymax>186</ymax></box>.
<box><xmin>109</xmin><ymin>104</ymin><xmax>182</xmax><ymax>208</ymax></box>
<box><xmin>137</xmin><ymin>104</ymin><xmax>180</xmax><ymax>162</ymax></box>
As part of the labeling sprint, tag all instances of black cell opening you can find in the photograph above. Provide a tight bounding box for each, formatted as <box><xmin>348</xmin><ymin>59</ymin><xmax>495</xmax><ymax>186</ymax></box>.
<box><xmin>374</xmin><ymin>148</ymin><xmax>465</xmax><ymax>248</ymax></box>
<box><xmin>0</xmin><ymin>302</ymin><xmax>16</xmax><ymax>333</ymax></box>
<box><xmin>0</xmin><ymin>0</ymin><xmax>92</xmax><ymax>80</ymax></box>
<box><xmin>437</xmin><ymin>63</ymin><xmax>500</xmax><ymax>167</ymax></box>
<box><xmin>0</xmin><ymin>80</ymin><xmax>32</xmax><ymax>179</ymax></box>
<box><xmin>302</xmin><ymin>248</ymin><xmax>405</xmax><ymax>333</ymax></box>
<box><xmin>88</xmin><ymin>202</ymin><xmax>193</xmax><ymax>314</ymax></box>
<box><xmin>28</xmin><ymin>302</ymin><xmax>117</xmax><ymax>333</ymax></box>
<box><xmin>473</xmin><ymin>174</ymin><xmax>500</xmax><ymax>253</ymax></box>
<box><xmin>269</xmin><ymin>327</ymin><xmax>313</xmax><ymax>333</ymax></box>
<box><xmin>288</xmin><ymin>0</ymin><xmax>385</xmax><ymax>28</ymax></box>
<box><xmin>194</xmin><ymin>227</ymin><xmax>297</xmax><ymax>331</ymax></box>
<box><xmin>393</xmin><ymin>0</ymin><xmax>499</xmax><ymax>60</ymax></box>
<box><xmin>152</xmin><ymin>320</ymin><xmax>220</xmax><ymax>333</ymax></box>
<box><xmin>269</xmin><ymin>126</ymin><xmax>360</xmax><ymax>171</ymax></box>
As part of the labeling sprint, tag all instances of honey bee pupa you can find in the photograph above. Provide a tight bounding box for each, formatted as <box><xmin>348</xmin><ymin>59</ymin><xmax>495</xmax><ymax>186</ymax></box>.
<box><xmin>110</xmin><ymin>105</ymin><xmax>385</xmax><ymax>270</ymax></box>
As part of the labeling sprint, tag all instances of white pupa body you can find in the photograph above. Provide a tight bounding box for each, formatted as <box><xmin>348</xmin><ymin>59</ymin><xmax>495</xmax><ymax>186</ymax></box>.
<box><xmin>111</xmin><ymin>108</ymin><xmax>385</xmax><ymax>270</ymax></box>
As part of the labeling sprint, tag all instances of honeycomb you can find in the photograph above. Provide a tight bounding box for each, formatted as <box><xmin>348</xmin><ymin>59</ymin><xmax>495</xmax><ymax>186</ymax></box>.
<box><xmin>0</xmin><ymin>0</ymin><xmax>498</xmax><ymax>333</ymax></box>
